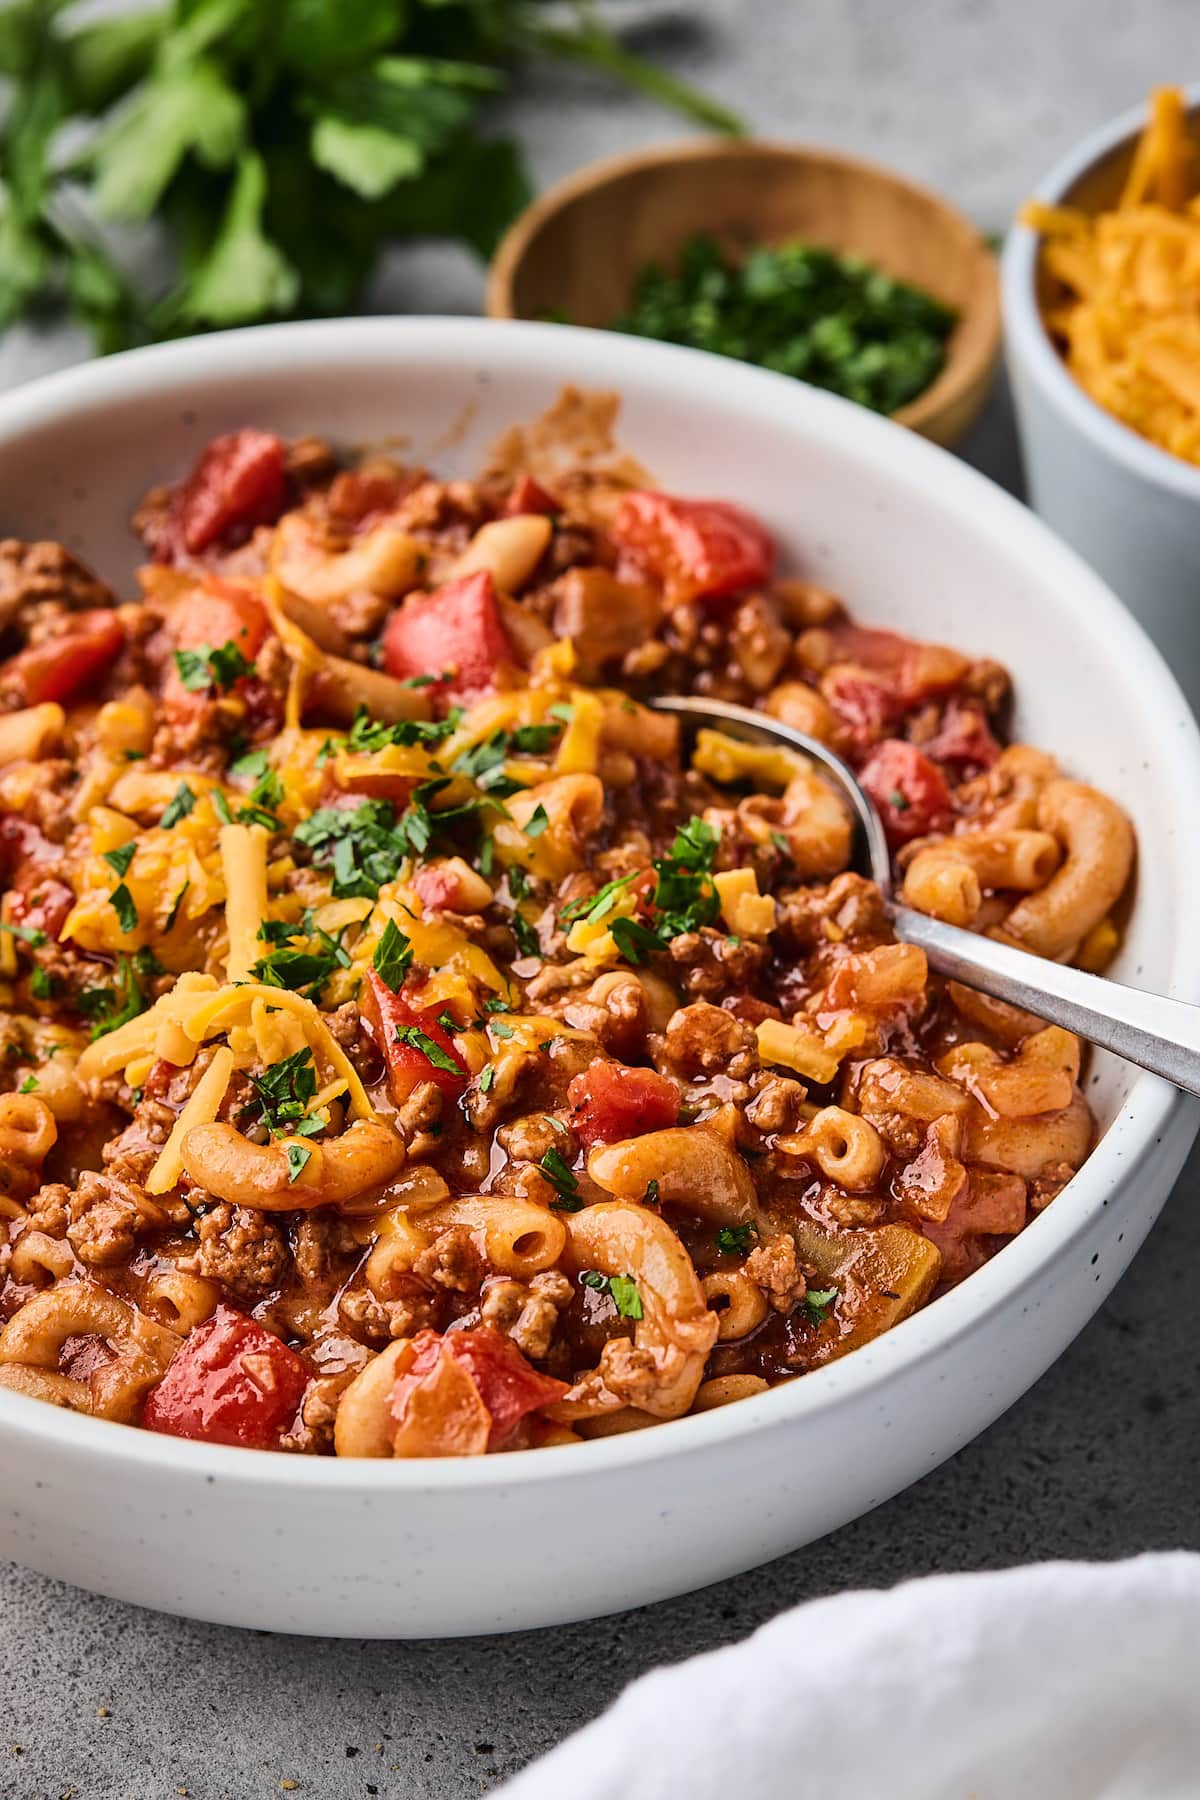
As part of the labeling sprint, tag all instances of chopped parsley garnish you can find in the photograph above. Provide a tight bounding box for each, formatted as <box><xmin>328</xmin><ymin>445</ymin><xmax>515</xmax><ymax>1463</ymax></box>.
<box><xmin>804</xmin><ymin>1285</ymin><xmax>838</xmax><ymax>1324</ymax></box>
<box><xmin>173</xmin><ymin>640</ymin><xmax>252</xmax><ymax>694</ymax></box>
<box><xmin>643</xmin><ymin>1178</ymin><xmax>660</xmax><ymax>1206</ymax></box>
<box><xmin>478</xmin><ymin>835</ymin><xmax>495</xmax><ymax>877</ymax></box>
<box><xmin>478</xmin><ymin>1065</ymin><xmax>495</xmax><ymax>1093</ymax></box>
<box><xmin>888</xmin><ymin>789</ymin><xmax>911</xmax><ymax>813</ymax></box>
<box><xmin>716</xmin><ymin>1223</ymin><xmax>757</xmax><ymax>1255</ymax></box>
<box><xmin>236</xmin><ymin>804</ymin><xmax>282</xmax><ymax>833</ymax></box>
<box><xmin>451</xmin><ymin>730</ymin><xmax>520</xmax><ymax>797</ymax></box>
<box><xmin>343</xmin><ymin>705</ymin><xmax>461</xmax><ymax>756</ymax></box>
<box><xmin>286</xmin><ymin>1143</ymin><xmax>313</xmax><ymax>1183</ymax></box>
<box><xmin>101</xmin><ymin>842</ymin><xmax>136</xmax><ymax>880</ymax></box>
<box><xmin>164</xmin><ymin>883</ymin><xmax>190</xmax><ymax>932</ymax></box>
<box><xmin>249</xmin><ymin>946</ymin><xmax>341</xmax><ymax>995</ymax></box>
<box><xmin>18</xmin><ymin>1074</ymin><xmax>39</xmax><ymax>1094</ymax></box>
<box><xmin>372</xmin><ymin>920</ymin><xmax>414</xmax><ymax>992</ymax></box>
<box><xmin>557</xmin><ymin>816</ymin><xmax>720</xmax><ymax>966</ymax></box>
<box><xmin>109</xmin><ymin>883</ymin><xmax>138</xmax><ymax>934</ymax></box>
<box><xmin>541</xmin><ymin>1146</ymin><xmax>581</xmax><ymax>1210</ymax></box>
<box><xmin>248</xmin><ymin>1048</ymin><xmax>320</xmax><ymax>1137</ymax></box>
<box><xmin>293</xmin><ymin>799</ymin><xmax>423</xmax><ymax>900</ymax></box>
<box><xmin>615</xmin><ymin>235</ymin><xmax>956</xmax><ymax>415</ymax></box>
<box><xmin>29</xmin><ymin>968</ymin><xmax>54</xmax><ymax>1000</ymax></box>
<box><xmin>580</xmin><ymin>1270</ymin><xmax>644</xmax><ymax>1320</ymax></box>
<box><xmin>510</xmin><ymin>912</ymin><xmax>541</xmax><ymax>958</ymax></box>
<box><xmin>510</xmin><ymin>722</ymin><xmax>562</xmax><ymax>754</ymax></box>
<box><xmin>250</xmin><ymin>911</ymin><xmax>353</xmax><ymax>997</ymax></box>
<box><xmin>211</xmin><ymin>789</ymin><xmax>234</xmax><ymax>825</ymax></box>
<box><xmin>394</xmin><ymin>1024</ymin><xmax>463</xmax><ymax>1076</ymax></box>
<box><xmin>770</xmin><ymin>830</ymin><xmax>790</xmax><ymax>856</ymax></box>
<box><xmin>78</xmin><ymin>954</ymin><xmax>148</xmax><ymax>1040</ymax></box>
<box><xmin>133</xmin><ymin>946</ymin><xmax>165</xmax><ymax>981</ymax></box>
<box><xmin>489</xmin><ymin>1018</ymin><xmax>515</xmax><ymax>1039</ymax></box>
<box><xmin>508</xmin><ymin>864</ymin><xmax>530</xmax><ymax>901</ymax></box>
<box><xmin>523</xmin><ymin>803</ymin><xmax>550</xmax><ymax>839</ymax></box>
<box><xmin>160</xmin><ymin>783</ymin><xmax>197</xmax><ymax>829</ymax></box>
<box><xmin>0</xmin><ymin>919</ymin><xmax>46</xmax><ymax>948</ymax></box>
<box><xmin>228</xmin><ymin>747</ymin><xmax>269</xmax><ymax>782</ymax></box>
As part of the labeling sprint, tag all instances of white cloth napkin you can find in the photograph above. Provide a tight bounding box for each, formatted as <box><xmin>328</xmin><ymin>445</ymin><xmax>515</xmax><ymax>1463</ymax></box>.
<box><xmin>500</xmin><ymin>1554</ymin><xmax>1200</xmax><ymax>1799</ymax></box>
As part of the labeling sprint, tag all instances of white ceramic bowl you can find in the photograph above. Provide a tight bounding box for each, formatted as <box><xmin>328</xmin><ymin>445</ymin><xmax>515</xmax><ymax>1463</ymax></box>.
<box><xmin>1</xmin><ymin>318</ymin><xmax>1198</xmax><ymax>1639</ymax></box>
<box><xmin>1003</xmin><ymin>88</ymin><xmax>1200</xmax><ymax>711</ymax></box>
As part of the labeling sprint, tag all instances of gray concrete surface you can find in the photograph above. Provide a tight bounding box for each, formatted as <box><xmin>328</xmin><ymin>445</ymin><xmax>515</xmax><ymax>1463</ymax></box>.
<box><xmin>3</xmin><ymin>3</ymin><xmax>1199</xmax><ymax>1795</ymax></box>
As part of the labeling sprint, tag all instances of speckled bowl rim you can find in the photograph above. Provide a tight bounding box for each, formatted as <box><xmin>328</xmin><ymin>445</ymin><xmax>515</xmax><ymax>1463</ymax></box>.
<box><xmin>1002</xmin><ymin>81</ymin><xmax>1200</xmax><ymax>501</ymax></box>
<box><xmin>0</xmin><ymin>316</ymin><xmax>1198</xmax><ymax>1494</ymax></box>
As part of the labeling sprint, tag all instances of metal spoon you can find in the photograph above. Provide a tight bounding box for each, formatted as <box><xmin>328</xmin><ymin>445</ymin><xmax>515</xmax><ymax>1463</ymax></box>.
<box><xmin>653</xmin><ymin>695</ymin><xmax>1200</xmax><ymax>1098</ymax></box>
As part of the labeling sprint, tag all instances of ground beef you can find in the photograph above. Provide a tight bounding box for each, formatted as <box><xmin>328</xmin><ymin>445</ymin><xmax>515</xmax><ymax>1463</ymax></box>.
<box><xmin>496</xmin><ymin>1112</ymin><xmax>577</xmax><ymax>1165</ymax></box>
<box><xmin>65</xmin><ymin>1171</ymin><xmax>154</xmax><ymax>1268</ymax></box>
<box><xmin>0</xmin><ymin>539</ymin><xmax>114</xmax><ymax>636</ymax></box>
<box><xmin>743</xmin><ymin>1233</ymin><xmax>809</xmax><ymax>1313</ymax></box>
<box><xmin>413</xmin><ymin>1225</ymin><xmax>483</xmax><ymax>1294</ymax></box>
<box><xmin>180</xmin><ymin>1203</ymin><xmax>288</xmax><ymax>1299</ymax></box>
<box><xmin>291</xmin><ymin>1211</ymin><xmax>360</xmax><ymax>1287</ymax></box>
<box><xmin>661</xmin><ymin>1000</ymin><xmax>755</xmax><ymax>1077</ymax></box>
<box><xmin>480</xmin><ymin>1271</ymin><xmax>572</xmax><ymax>1360</ymax></box>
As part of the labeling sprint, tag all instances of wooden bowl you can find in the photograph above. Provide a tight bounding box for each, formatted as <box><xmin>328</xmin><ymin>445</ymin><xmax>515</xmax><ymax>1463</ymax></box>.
<box><xmin>487</xmin><ymin>140</ymin><xmax>1000</xmax><ymax>448</ymax></box>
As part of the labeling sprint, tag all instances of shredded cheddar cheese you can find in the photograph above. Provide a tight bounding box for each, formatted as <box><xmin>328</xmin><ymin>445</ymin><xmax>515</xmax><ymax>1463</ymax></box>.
<box><xmin>145</xmin><ymin>1046</ymin><xmax>235</xmax><ymax>1195</ymax></box>
<box><xmin>1023</xmin><ymin>86</ymin><xmax>1200</xmax><ymax>463</ymax></box>
<box><xmin>220</xmin><ymin>823</ymin><xmax>270</xmax><ymax>983</ymax></box>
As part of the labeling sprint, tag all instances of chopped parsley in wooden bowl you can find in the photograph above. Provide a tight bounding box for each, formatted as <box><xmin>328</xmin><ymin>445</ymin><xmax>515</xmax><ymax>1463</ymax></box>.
<box><xmin>612</xmin><ymin>234</ymin><xmax>957</xmax><ymax>416</ymax></box>
<box><xmin>487</xmin><ymin>140</ymin><xmax>1000</xmax><ymax>447</ymax></box>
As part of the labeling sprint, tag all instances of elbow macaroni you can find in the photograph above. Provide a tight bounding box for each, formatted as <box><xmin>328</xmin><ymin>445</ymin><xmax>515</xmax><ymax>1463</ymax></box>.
<box><xmin>0</xmin><ymin>405</ymin><xmax>1135</xmax><ymax>1456</ymax></box>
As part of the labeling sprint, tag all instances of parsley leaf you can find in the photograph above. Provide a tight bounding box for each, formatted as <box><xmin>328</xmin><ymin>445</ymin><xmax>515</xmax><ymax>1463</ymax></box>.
<box><xmin>541</xmin><ymin>1146</ymin><xmax>581</xmax><ymax>1210</ymax></box>
<box><xmin>160</xmin><ymin>782</ymin><xmax>197</xmax><ymax>829</ymax></box>
<box><xmin>29</xmin><ymin>968</ymin><xmax>54</xmax><ymax>1000</ymax></box>
<box><xmin>164</xmin><ymin>882</ymin><xmax>190</xmax><ymax>932</ymax></box>
<box><xmin>102</xmin><ymin>842</ymin><xmax>136</xmax><ymax>879</ymax></box>
<box><xmin>109</xmin><ymin>883</ymin><xmax>138</xmax><ymax>934</ymax></box>
<box><xmin>78</xmin><ymin>954</ymin><xmax>148</xmax><ymax>1040</ymax></box>
<box><xmin>523</xmin><ymin>802</ymin><xmax>550</xmax><ymax>839</ymax></box>
<box><xmin>173</xmin><ymin>640</ymin><xmax>252</xmax><ymax>694</ymax></box>
<box><xmin>286</xmin><ymin>1142</ymin><xmax>313</xmax><ymax>1183</ymax></box>
<box><xmin>803</xmin><ymin>1285</ymin><xmax>838</xmax><ymax>1325</ymax></box>
<box><xmin>18</xmin><ymin>1074</ymin><xmax>39</xmax><ymax>1094</ymax></box>
<box><xmin>580</xmin><ymin>1270</ymin><xmax>644</xmax><ymax>1320</ymax></box>
<box><xmin>0</xmin><ymin>920</ymin><xmax>46</xmax><ymax>948</ymax></box>
<box><xmin>394</xmin><ymin>1024</ymin><xmax>462</xmax><ymax>1076</ymax></box>
<box><xmin>716</xmin><ymin>1223</ymin><xmax>757</xmax><ymax>1255</ymax></box>
<box><xmin>248</xmin><ymin>1048</ymin><xmax>319</xmax><ymax>1137</ymax></box>
<box><xmin>372</xmin><ymin>919</ymin><xmax>413</xmax><ymax>992</ymax></box>
<box><xmin>478</xmin><ymin>1064</ymin><xmax>495</xmax><ymax>1093</ymax></box>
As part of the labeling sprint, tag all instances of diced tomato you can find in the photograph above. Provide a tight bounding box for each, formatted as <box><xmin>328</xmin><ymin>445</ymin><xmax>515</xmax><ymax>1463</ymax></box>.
<box><xmin>163</xmin><ymin>577</ymin><xmax>270</xmax><ymax>722</ymax></box>
<box><xmin>504</xmin><ymin>474</ymin><xmax>558</xmax><ymax>517</ymax></box>
<box><xmin>390</xmin><ymin>1327</ymin><xmax>568</xmax><ymax>1454</ymax></box>
<box><xmin>327</xmin><ymin>467</ymin><xmax>418</xmax><ymax>527</ymax></box>
<box><xmin>858</xmin><ymin>738</ymin><xmax>953</xmax><ymax>847</ymax></box>
<box><xmin>825</xmin><ymin>623</ymin><xmax>968</xmax><ymax>708</ymax></box>
<box><xmin>413</xmin><ymin>865</ymin><xmax>463</xmax><ymax>912</ymax></box>
<box><xmin>361</xmin><ymin>970</ymin><xmax>470</xmax><ymax>1107</ymax></box>
<box><xmin>175</xmin><ymin>428</ymin><xmax>288</xmax><ymax>557</ymax></box>
<box><xmin>381</xmin><ymin>570</ymin><xmax>513</xmax><ymax>701</ymax></box>
<box><xmin>922</xmin><ymin>1171</ymin><xmax>1028</xmax><ymax>1287</ymax></box>
<box><xmin>0</xmin><ymin>817</ymin><xmax>75</xmax><ymax>942</ymax></box>
<box><xmin>923</xmin><ymin>700</ymin><xmax>1001</xmax><ymax>775</ymax></box>
<box><xmin>611</xmin><ymin>491</ymin><xmax>774</xmax><ymax>603</ymax></box>
<box><xmin>0</xmin><ymin>608</ymin><xmax>125</xmax><ymax>707</ymax></box>
<box><xmin>567</xmin><ymin>1059</ymin><xmax>680</xmax><ymax>1149</ymax></box>
<box><xmin>173</xmin><ymin>576</ymin><xmax>269</xmax><ymax>659</ymax></box>
<box><xmin>142</xmin><ymin>1305</ymin><xmax>309</xmax><ymax>1449</ymax></box>
<box><xmin>823</xmin><ymin>669</ymin><xmax>900</xmax><ymax>752</ymax></box>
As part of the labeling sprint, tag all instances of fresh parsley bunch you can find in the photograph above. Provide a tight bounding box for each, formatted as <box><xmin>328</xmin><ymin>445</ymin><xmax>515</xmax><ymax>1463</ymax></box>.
<box><xmin>0</xmin><ymin>0</ymin><xmax>740</xmax><ymax>350</ymax></box>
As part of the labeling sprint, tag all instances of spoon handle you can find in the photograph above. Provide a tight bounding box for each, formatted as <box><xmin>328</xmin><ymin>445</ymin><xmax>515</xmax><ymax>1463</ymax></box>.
<box><xmin>890</xmin><ymin>904</ymin><xmax>1200</xmax><ymax>1098</ymax></box>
